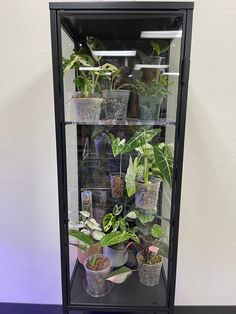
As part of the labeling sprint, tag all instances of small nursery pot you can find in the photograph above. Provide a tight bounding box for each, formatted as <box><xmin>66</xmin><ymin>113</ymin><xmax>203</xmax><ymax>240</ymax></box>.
<box><xmin>73</xmin><ymin>97</ymin><xmax>103</xmax><ymax>121</ymax></box>
<box><xmin>109</xmin><ymin>172</ymin><xmax>125</xmax><ymax>199</ymax></box>
<box><xmin>137</xmin><ymin>252</ymin><xmax>163</xmax><ymax>286</ymax></box>
<box><xmin>135</xmin><ymin>176</ymin><xmax>161</xmax><ymax>213</ymax></box>
<box><xmin>84</xmin><ymin>254</ymin><xmax>112</xmax><ymax>297</ymax></box>
<box><xmin>138</xmin><ymin>95</ymin><xmax>163</xmax><ymax>120</ymax></box>
<box><xmin>103</xmin><ymin>244</ymin><xmax>128</xmax><ymax>267</ymax></box>
<box><xmin>101</xmin><ymin>90</ymin><xmax>130</xmax><ymax>120</ymax></box>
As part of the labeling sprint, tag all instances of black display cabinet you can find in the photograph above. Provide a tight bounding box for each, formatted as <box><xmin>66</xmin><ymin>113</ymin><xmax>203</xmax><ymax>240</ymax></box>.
<box><xmin>50</xmin><ymin>2</ymin><xmax>193</xmax><ymax>314</ymax></box>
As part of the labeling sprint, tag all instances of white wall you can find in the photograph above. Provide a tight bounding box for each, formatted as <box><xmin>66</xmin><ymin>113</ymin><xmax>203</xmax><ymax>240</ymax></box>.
<box><xmin>0</xmin><ymin>0</ymin><xmax>235</xmax><ymax>306</ymax></box>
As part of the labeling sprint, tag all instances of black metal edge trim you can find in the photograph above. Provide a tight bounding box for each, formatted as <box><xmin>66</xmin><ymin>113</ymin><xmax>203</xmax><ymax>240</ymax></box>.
<box><xmin>1</xmin><ymin>304</ymin><xmax>236</xmax><ymax>314</ymax></box>
<box><xmin>175</xmin><ymin>306</ymin><xmax>236</xmax><ymax>314</ymax></box>
<box><xmin>49</xmin><ymin>2</ymin><xmax>194</xmax><ymax>11</ymax></box>
<box><xmin>50</xmin><ymin>9</ymin><xmax>70</xmax><ymax>314</ymax></box>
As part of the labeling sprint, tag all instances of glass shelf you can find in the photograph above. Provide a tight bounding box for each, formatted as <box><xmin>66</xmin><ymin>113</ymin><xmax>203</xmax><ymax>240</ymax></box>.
<box><xmin>65</xmin><ymin>118</ymin><xmax>176</xmax><ymax>126</ymax></box>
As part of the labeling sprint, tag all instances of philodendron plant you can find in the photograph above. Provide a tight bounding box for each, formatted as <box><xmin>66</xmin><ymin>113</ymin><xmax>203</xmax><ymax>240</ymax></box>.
<box><xmin>63</xmin><ymin>37</ymin><xmax>121</xmax><ymax>97</ymax></box>
<box><xmin>151</xmin><ymin>40</ymin><xmax>169</xmax><ymax>57</ymax></box>
<box><xmin>109</xmin><ymin>126</ymin><xmax>174</xmax><ymax>197</ymax></box>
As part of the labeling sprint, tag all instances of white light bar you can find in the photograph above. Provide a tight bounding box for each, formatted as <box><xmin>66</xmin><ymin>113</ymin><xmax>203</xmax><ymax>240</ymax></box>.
<box><xmin>134</xmin><ymin>64</ymin><xmax>169</xmax><ymax>70</ymax></box>
<box><xmin>162</xmin><ymin>72</ymin><xmax>179</xmax><ymax>76</ymax></box>
<box><xmin>93</xmin><ymin>50</ymin><xmax>136</xmax><ymax>57</ymax></box>
<box><xmin>79</xmin><ymin>67</ymin><xmax>100</xmax><ymax>71</ymax></box>
<box><xmin>141</xmin><ymin>30</ymin><xmax>182</xmax><ymax>39</ymax></box>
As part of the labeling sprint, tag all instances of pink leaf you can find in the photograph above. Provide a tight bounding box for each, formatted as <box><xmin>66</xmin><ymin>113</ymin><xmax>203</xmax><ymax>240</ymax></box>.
<box><xmin>149</xmin><ymin>245</ymin><xmax>159</xmax><ymax>254</ymax></box>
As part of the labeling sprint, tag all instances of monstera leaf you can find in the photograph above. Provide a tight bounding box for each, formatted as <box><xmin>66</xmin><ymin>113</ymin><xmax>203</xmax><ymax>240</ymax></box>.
<box><xmin>153</xmin><ymin>144</ymin><xmax>173</xmax><ymax>187</ymax></box>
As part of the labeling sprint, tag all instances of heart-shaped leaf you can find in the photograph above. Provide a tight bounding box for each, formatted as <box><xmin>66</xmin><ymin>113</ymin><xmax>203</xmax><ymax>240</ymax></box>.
<box><xmin>151</xmin><ymin>224</ymin><xmax>165</xmax><ymax>239</ymax></box>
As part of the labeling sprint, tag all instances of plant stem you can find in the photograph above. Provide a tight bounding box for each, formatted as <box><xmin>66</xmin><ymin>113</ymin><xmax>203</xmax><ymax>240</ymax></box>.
<box><xmin>120</xmin><ymin>154</ymin><xmax>122</xmax><ymax>176</ymax></box>
<box><xmin>90</xmin><ymin>245</ymin><xmax>100</xmax><ymax>266</ymax></box>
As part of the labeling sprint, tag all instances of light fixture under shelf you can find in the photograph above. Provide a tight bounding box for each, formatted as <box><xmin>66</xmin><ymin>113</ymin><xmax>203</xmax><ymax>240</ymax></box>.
<box><xmin>162</xmin><ymin>72</ymin><xmax>179</xmax><ymax>76</ymax></box>
<box><xmin>134</xmin><ymin>64</ymin><xmax>169</xmax><ymax>70</ymax></box>
<box><xmin>79</xmin><ymin>66</ymin><xmax>100</xmax><ymax>71</ymax></box>
<box><xmin>140</xmin><ymin>30</ymin><xmax>182</xmax><ymax>39</ymax></box>
<box><xmin>92</xmin><ymin>50</ymin><xmax>136</xmax><ymax>57</ymax></box>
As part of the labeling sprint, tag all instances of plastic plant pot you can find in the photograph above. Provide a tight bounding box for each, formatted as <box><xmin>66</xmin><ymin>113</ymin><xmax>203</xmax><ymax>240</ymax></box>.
<box><xmin>109</xmin><ymin>172</ymin><xmax>125</xmax><ymax>199</ymax></box>
<box><xmin>103</xmin><ymin>244</ymin><xmax>128</xmax><ymax>267</ymax></box>
<box><xmin>84</xmin><ymin>254</ymin><xmax>112</xmax><ymax>297</ymax></box>
<box><xmin>73</xmin><ymin>97</ymin><xmax>103</xmax><ymax>121</ymax></box>
<box><xmin>137</xmin><ymin>252</ymin><xmax>163</xmax><ymax>286</ymax></box>
<box><xmin>138</xmin><ymin>95</ymin><xmax>163</xmax><ymax>120</ymax></box>
<box><xmin>93</xmin><ymin>133</ymin><xmax>109</xmax><ymax>157</ymax></box>
<box><xmin>135</xmin><ymin>176</ymin><xmax>161</xmax><ymax>213</ymax></box>
<box><xmin>101</xmin><ymin>90</ymin><xmax>130</xmax><ymax>120</ymax></box>
<box><xmin>144</xmin><ymin>56</ymin><xmax>164</xmax><ymax>65</ymax></box>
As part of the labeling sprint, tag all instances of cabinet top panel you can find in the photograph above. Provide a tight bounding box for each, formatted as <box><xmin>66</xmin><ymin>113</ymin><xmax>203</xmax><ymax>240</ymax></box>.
<box><xmin>49</xmin><ymin>2</ymin><xmax>194</xmax><ymax>11</ymax></box>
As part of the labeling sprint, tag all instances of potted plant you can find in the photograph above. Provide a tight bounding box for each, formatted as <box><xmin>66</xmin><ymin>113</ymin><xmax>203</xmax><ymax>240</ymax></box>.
<box><xmin>132</xmin><ymin>75</ymin><xmax>171</xmax><ymax>120</ymax></box>
<box><xmin>101</xmin><ymin>66</ymin><xmax>130</xmax><ymax>120</ymax></box>
<box><xmin>63</xmin><ymin>37</ymin><xmax>118</xmax><ymax>121</ymax></box>
<box><xmin>69</xmin><ymin>210</ymin><xmax>105</xmax><ymax>265</ymax></box>
<box><xmin>126</xmin><ymin>224</ymin><xmax>166</xmax><ymax>286</ymax></box>
<box><xmin>109</xmin><ymin>127</ymin><xmax>173</xmax><ymax>213</ymax></box>
<box><xmin>102</xmin><ymin>205</ymin><xmax>138</xmax><ymax>267</ymax></box>
<box><xmin>69</xmin><ymin>226</ymin><xmax>136</xmax><ymax>297</ymax></box>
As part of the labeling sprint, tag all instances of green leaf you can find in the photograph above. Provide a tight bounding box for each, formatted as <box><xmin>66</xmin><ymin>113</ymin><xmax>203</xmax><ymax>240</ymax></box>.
<box><xmin>63</xmin><ymin>55</ymin><xmax>79</xmax><ymax>74</ymax></box>
<box><xmin>105</xmin><ymin>266</ymin><xmax>132</xmax><ymax>284</ymax></box>
<box><xmin>100</xmin><ymin>231</ymin><xmax>131</xmax><ymax>247</ymax></box>
<box><xmin>80</xmin><ymin>210</ymin><xmax>90</xmax><ymax>218</ymax></box>
<box><xmin>92</xmin><ymin>230</ymin><xmax>105</xmax><ymax>241</ymax></box>
<box><xmin>151</xmin><ymin>41</ymin><xmax>161</xmax><ymax>56</ymax></box>
<box><xmin>122</xmin><ymin>127</ymin><xmax>161</xmax><ymax>154</ymax></box>
<box><xmin>112</xmin><ymin>205</ymin><xmax>123</xmax><ymax>216</ymax></box>
<box><xmin>102</xmin><ymin>213</ymin><xmax>116</xmax><ymax>232</ymax></box>
<box><xmin>135</xmin><ymin>210</ymin><xmax>155</xmax><ymax>225</ymax></box>
<box><xmin>86</xmin><ymin>218</ymin><xmax>102</xmax><ymax>231</ymax></box>
<box><xmin>151</xmin><ymin>40</ymin><xmax>169</xmax><ymax>56</ymax></box>
<box><xmin>151</xmin><ymin>224</ymin><xmax>165</xmax><ymax>239</ymax></box>
<box><xmin>153</xmin><ymin>144</ymin><xmax>173</xmax><ymax>187</ymax></box>
<box><xmin>100</xmin><ymin>63</ymin><xmax>119</xmax><ymax>73</ymax></box>
<box><xmin>69</xmin><ymin>229</ymin><xmax>94</xmax><ymax>246</ymax></box>
<box><xmin>124</xmin><ymin>211</ymin><xmax>137</xmax><ymax>219</ymax></box>
<box><xmin>109</xmin><ymin>133</ymin><xmax>126</xmax><ymax>157</ymax></box>
<box><xmin>125</xmin><ymin>156</ymin><xmax>138</xmax><ymax>197</ymax></box>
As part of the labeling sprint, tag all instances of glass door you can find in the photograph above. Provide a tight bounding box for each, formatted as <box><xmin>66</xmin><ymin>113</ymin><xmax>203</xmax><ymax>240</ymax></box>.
<box><xmin>60</xmin><ymin>10</ymin><xmax>184</xmax><ymax>309</ymax></box>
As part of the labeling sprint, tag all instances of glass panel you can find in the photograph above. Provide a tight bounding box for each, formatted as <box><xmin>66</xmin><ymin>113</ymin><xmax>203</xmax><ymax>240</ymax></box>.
<box><xmin>61</xmin><ymin>11</ymin><xmax>183</xmax><ymax>308</ymax></box>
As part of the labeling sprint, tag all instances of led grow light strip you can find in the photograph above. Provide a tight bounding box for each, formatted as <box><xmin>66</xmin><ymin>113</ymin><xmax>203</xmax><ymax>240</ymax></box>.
<box><xmin>134</xmin><ymin>64</ymin><xmax>169</xmax><ymax>70</ymax></box>
<box><xmin>162</xmin><ymin>72</ymin><xmax>179</xmax><ymax>76</ymax></box>
<box><xmin>92</xmin><ymin>50</ymin><xmax>136</xmax><ymax>57</ymax></box>
<box><xmin>141</xmin><ymin>30</ymin><xmax>182</xmax><ymax>39</ymax></box>
<box><xmin>79</xmin><ymin>67</ymin><xmax>100</xmax><ymax>71</ymax></box>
